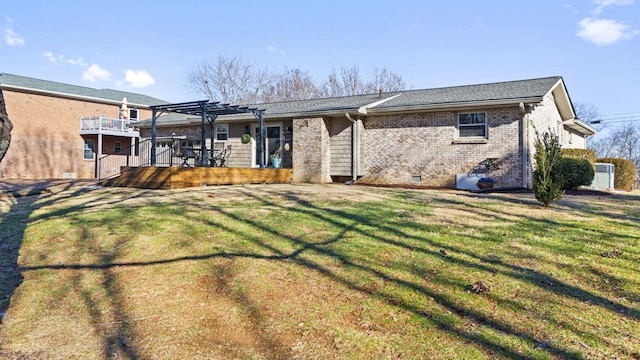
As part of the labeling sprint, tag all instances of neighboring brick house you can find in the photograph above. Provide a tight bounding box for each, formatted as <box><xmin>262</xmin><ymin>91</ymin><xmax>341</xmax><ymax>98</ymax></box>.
<box><xmin>0</xmin><ymin>73</ymin><xmax>165</xmax><ymax>179</ymax></box>
<box><xmin>137</xmin><ymin>76</ymin><xmax>595</xmax><ymax>189</ymax></box>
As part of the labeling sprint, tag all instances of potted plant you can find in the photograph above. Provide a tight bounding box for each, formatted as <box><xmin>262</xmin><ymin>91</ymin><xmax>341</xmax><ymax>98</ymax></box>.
<box><xmin>270</xmin><ymin>143</ymin><xmax>282</xmax><ymax>168</ymax></box>
<box><xmin>241</xmin><ymin>133</ymin><xmax>251</xmax><ymax>144</ymax></box>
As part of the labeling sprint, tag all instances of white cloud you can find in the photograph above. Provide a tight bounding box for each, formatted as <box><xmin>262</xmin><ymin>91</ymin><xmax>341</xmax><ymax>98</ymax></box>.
<box><xmin>42</xmin><ymin>52</ymin><xmax>63</xmax><ymax>63</ymax></box>
<box><xmin>67</xmin><ymin>57</ymin><xmax>88</xmax><ymax>66</ymax></box>
<box><xmin>576</xmin><ymin>17</ymin><xmax>639</xmax><ymax>45</ymax></box>
<box><xmin>3</xmin><ymin>16</ymin><xmax>25</xmax><ymax>46</ymax></box>
<box><xmin>267</xmin><ymin>45</ymin><xmax>285</xmax><ymax>55</ymax></box>
<box><xmin>82</xmin><ymin>64</ymin><xmax>111</xmax><ymax>82</ymax></box>
<box><xmin>593</xmin><ymin>0</ymin><xmax>634</xmax><ymax>15</ymax></box>
<box><xmin>4</xmin><ymin>28</ymin><xmax>25</xmax><ymax>46</ymax></box>
<box><xmin>123</xmin><ymin>70</ymin><xmax>155</xmax><ymax>88</ymax></box>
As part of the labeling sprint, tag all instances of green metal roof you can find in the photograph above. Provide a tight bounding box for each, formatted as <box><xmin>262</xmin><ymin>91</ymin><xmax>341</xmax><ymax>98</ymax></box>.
<box><xmin>0</xmin><ymin>73</ymin><xmax>167</xmax><ymax>106</ymax></box>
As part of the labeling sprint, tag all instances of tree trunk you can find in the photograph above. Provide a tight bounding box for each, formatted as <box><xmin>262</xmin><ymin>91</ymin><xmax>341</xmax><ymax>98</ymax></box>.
<box><xmin>0</xmin><ymin>88</ymin><xmax>13</xmax><ymax>164</ymax></box>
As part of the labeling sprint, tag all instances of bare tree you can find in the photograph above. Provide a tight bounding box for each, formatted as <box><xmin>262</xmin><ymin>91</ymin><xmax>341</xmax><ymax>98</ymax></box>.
<box><xmin>0</xmin><ymin>89</ymin><xmax>13</xmax><ymax>164</ymax></box>
<box><xmin>574</xmin><ymin>102</ymin><xmax>602</xmax><ymax>125</ymax></box>
<box><xmin>589</xmin><ymin>123</ymin><xmax>640</xmax><ymax>180</ymax></box>
<box><xmin>322</xmin><ymin>65</ymin><xmax>367</xmax><ymax>97</ymax></box>
<box><xmin>186</xmin><ymin>55</ymin><xmax>276</xmax><ymax>105</ymax></box>
<box><xmin>261</xmin><ymin>68</ymin><xmax>322</xmax><ymax>103</ymax></box>
<box><xmin>187</xmin><ymin>56</ymin><xmax>408</xmax><ymax>103</ymax></box>
<box><xmin>321</xmin><ymin>65</ymin><xmax>406</xmax><ymax>97</ymax></box>
<box><xmin>368</xmin><ymin>67</ymin><xmax>406</xmax><ymax>93</ymax></box>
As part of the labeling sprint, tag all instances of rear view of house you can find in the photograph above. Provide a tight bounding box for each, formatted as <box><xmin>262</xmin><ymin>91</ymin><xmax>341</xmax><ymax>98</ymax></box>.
<box><xmin>138</xmin><ymin>76</ymin><xmax>595</xmax><ymax>189</ymax></box>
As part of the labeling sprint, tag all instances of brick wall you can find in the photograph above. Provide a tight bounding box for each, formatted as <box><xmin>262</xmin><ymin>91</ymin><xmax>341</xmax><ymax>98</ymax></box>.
<box><xmin>1</xmin><ymin>89</ymin><xmax>151</xmax><ymax>179</ymax></box>
<box><xmin>360</xmin><ymin>107</ymin><xmax>524</xmax><ymax>188</ymax></box>
<box><xmin>292</xmin><ymin>117</ymin><xmax>331</xmax><ymax>183</ymax></box>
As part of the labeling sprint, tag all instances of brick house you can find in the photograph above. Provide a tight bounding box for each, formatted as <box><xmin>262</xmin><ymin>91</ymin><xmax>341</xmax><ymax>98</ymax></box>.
<box><xmin>138</xmin><ymin>76</ymin><xmax>595</xmax><ymax>189</ymax></box>
<box><xmin>0</xmin><ymin>73</ymin><xmax>165</xmax><ymax>179</ymax></box>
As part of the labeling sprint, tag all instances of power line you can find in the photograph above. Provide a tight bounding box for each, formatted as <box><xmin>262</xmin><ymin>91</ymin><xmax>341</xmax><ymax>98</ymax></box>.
<box><xmin>590</xmin><ymin>117</ymin><xmax>640</xmax><ymax>125</ymax></box>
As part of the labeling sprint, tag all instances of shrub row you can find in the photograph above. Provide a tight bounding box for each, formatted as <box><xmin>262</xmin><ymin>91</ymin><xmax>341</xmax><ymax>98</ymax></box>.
<box><xmin>559</xmin><ymin>157</ymin><xmax>594</xmax><ymax>190</ymax></box>
<box><xmin>560</xmin><ymin>148</ymin><xmax>596</xmax><ymax>164</ymax></box>
<box><xmin>596</xmin><ymin>157</ymin><xmax>636</xmax><ymax>191</ymax></box>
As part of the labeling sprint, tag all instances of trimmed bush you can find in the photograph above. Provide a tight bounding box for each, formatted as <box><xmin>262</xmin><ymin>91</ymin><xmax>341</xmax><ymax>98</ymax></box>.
<box><xmin>533</xmin><ymin>132</ymin><xmax>564</xmax><ymax>206</ymax></box>
<box><xmin>559</xmin><ymin>157</ymin><xmax>595</xmax><ymax>189</ymax></box>
<box><xmin>596</xmin><ymin>157</ymin><xmax>636</xmax><ymax>191</ymax></box>
<box><xmin>561</xmin><ymin>148</ymin><xmax>596</xmax><ymax>164</ymax></box>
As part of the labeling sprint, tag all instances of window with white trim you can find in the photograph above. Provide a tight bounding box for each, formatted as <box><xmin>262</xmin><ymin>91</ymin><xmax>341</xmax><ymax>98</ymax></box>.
<box><xmin>83</xmin><ymin>139</ymin><xmax>95</xmax><ymax>160</ymax></box>
<box><xmin>129</xmin><ymin>109</ymin><xmax>139</xmax><ymax>122</ymax></box>
<box><xmin>457</xmin><ymin>112</ymin><xmax>487</xmax><ymax>138</ymax></box>
<box><xmin>216</xmin><ymin>124</ymin><xmax>229</xmax><ymax>141</ymax></box>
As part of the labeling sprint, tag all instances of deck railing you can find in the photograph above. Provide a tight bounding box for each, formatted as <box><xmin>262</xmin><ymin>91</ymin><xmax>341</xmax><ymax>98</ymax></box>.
<box><xmin>98</xmin><ymin>139</ymin><xmax>175</xmax><ymax>181</ymax></box>
<box><xmin>80</xmin><ymin>116</ymin><xmax>138</xmax><ymax>134</ymax></box>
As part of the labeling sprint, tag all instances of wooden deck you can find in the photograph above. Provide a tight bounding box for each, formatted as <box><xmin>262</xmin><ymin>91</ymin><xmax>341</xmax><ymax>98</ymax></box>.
<box><xmin>100</xmin><ymin>166</ymin><xmax>293</xmax><ymax>189</ymax></box>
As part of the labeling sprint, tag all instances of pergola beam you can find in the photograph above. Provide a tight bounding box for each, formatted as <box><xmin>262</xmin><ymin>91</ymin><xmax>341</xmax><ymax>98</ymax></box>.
<box><xmin>149</xmin><ymin>100</ymin><xmax>266</xmax><ymax>168</ymax></box>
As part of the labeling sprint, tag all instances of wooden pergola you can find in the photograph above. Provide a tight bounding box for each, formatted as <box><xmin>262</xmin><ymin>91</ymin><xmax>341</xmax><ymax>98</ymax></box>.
<box><xmin>149</xmin><ymin>100</ymin><xmax>266</xmax><ymax>167</ymax></box>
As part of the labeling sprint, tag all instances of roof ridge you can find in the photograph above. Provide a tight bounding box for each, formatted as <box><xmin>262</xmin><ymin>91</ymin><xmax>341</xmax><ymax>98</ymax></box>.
<box><xmin>242</xmin><ymin>76</ymin><xmax>561</xmax><ymax>107</ymax></box>
<box><xmin>0</xmin><ymin>72</ymin><xmax>167</xmax><ymax>105</ymax></box>
<box><xmin>397</xmin><ymin>76</ymin><xmax>562</xmax><ymax>94</ymax></box>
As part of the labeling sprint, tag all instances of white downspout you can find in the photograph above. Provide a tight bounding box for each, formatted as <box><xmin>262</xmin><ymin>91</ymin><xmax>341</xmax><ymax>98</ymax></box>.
<box><xmin>520</xmin><ymin>103</ymin><xmax>529</xmax><ymax>189</ymax></box>
<box><xmin>345</xmin><ymin>113</ymin><xmax>358</xmax><ymax>182</ymax></box>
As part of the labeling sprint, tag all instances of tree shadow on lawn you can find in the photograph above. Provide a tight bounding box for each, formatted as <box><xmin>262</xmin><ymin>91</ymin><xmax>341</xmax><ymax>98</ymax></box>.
<box><xmin>440</xmin><ymin>193</ymin><xmax>639</xmax><ymax>258</ymax></box>
<box><xmin>0</xmin><ymin>181</ymin><xmax>97</xmax><ymax>322</ymax></box>
<box><xmin>242</xmin><ymin>188</ymin><xmax>639</xmax><ymax>355</ymax></box>
<box><xmin>459</xmin><ymin>190</ymin><xmax>640</xmax><ymax>224</ymax></box>
<box><xmin>8</xmin><ymin>185</ymin><xmax>639</xmax><ymax>359</ymax></box>
<box><xmin>0</xmin><ymin>182</ymin><xmax>162</xmax><ymax>360</ymax></box>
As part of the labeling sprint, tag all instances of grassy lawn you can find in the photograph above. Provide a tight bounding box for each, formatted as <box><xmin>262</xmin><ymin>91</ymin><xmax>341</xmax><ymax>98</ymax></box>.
<box><xmin>0</xmin><ymin>183</ymin><xmax>638</xmax><ymax>359</ymax></box>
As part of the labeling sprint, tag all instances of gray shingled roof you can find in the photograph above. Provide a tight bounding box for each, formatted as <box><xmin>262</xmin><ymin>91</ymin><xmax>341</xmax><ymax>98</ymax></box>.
<box><xmin>137</xmin><ymin>76</ymin><xmax>564</xmax><ymax>127</ymax></box>
<box><xmin>0</xmin><ymin>73</ymin><xmax>167</xmax><ymax>106</ymax></box>
<box><xmin>373</xmin><ymin>76</ymin><xmax>562</xmax><ymax>109</ymax></box>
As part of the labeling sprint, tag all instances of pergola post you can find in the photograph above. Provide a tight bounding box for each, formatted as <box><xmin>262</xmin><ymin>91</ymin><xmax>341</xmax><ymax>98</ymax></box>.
<box><xmin>200</xmin><ymin>103</ymin><xmax>207</xmax><ymax>167</ymax></box>
<box><xmin>151</xmin><ymin>108</ymin><xmax>157</xmax><ymax>166</ymax></box>
<box><xmin>258</xmin><ymin>111</ymin><xmax>265</xmax><ymax>168</ymax></box>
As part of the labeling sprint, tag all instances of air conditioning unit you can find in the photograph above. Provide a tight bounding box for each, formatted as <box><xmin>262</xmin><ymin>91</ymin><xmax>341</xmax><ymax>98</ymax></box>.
<box><xmin>590</xmin><ymin>163</ymin><xmax>615</xmax><ymax>190</ymax></box>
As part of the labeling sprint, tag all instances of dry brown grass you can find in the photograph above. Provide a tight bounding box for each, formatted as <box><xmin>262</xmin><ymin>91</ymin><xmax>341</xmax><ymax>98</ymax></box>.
<box><xmin>0</xmin><ymin>183</ymin><xmax>638</xmax><ymax>359</ymax></box>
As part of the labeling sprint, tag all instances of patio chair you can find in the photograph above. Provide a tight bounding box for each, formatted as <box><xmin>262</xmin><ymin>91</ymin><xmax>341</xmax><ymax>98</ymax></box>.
<box><xmin>209</xmin><ymin>143</ymin><xmax>231</xmax><ymax>167</ymax></box>
<box><xmin>179</xmin><ymin>146</ymin><xmax>199</xmax><ymax>167</ymax></box>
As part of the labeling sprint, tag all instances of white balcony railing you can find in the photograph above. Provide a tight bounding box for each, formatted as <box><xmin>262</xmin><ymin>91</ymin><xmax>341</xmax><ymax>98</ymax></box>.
<box><xmin>80</xmin><ymin>116</ymin><xmax>138</xmax><ymax>134</ymax></box>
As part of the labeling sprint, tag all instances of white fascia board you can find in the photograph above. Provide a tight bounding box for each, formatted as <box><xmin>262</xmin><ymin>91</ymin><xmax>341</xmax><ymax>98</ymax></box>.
<box><xmin>0</xmin><ymin>84</ymin><xmax>151</xmax><ymax>108</ymax></box>
<box><xmin>549</xmin><ymin>79</ymin><xmax>576</xmax><ymax>121</ymax></box>
<box><xmin>364</xmin><ymin>97</ymin><xmax>543</xmax><ymax>115</ymax></box>
<box><xmin>563</xmin><ymin>118</ymin><xmax>597</xmax><ymax>135</ymax></box>
<box><xmin>357</xmin><ymin>94</ymin><xmax>403</xmax><ymax>115</ymax></box>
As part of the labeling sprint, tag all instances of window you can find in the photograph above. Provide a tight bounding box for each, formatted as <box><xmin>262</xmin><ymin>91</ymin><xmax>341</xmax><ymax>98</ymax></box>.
<box><xmin>181</xmin><ymin>140</ymin><xmax>201</xmax><ymax>149</ymax></box>
<box><xmin>83</xmin><ymin>139</ymin><xmax>95</xmax><ymax>160</ymax></box>
<box><xmin>129</xmin><ymin>109</ymin><xmax>139</xmax><ymax>122</ymax></box>
<box><xmin>114</xmin><ymin>141</ymin><xmax>122</xmax><ymax>153</ymax></box>
<box><xmin>458</xmin><ymin>112</ymin><xmax>487</xmax><ymax>138</ymax></box>
<box><xmin>216</xmin><ymin>124</ymin><xmax>229</xmax><ymax>141</ymax></box>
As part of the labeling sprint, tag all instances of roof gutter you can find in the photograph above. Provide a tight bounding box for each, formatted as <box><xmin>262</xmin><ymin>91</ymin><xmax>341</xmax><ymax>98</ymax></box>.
<box><xmin>0</xmin><ymin>84</ymin><xmax>152</xmax><ymax>108</ymax></box>
<box><xmin>364</xmin><ymin>97</ymin><xmax>544</xmax><ymax>115</ymax></box>
<box><xmin>562</xmin><ymin>118</ymin><xmax>597</xmax><ymax>136</ymax></box>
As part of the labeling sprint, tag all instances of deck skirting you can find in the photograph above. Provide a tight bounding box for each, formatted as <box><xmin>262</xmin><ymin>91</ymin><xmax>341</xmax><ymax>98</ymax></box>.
<box><xmin>100</xmin><ymin>167</ymin><xmax>293</xmax><ymax>189</ymax></box>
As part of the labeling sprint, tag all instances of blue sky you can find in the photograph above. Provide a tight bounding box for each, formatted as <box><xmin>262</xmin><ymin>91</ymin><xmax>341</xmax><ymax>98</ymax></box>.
<box><xmin>2</xmin><ymin>0</ymin><xmax>639</xmax><ymax>130</ymax></box>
